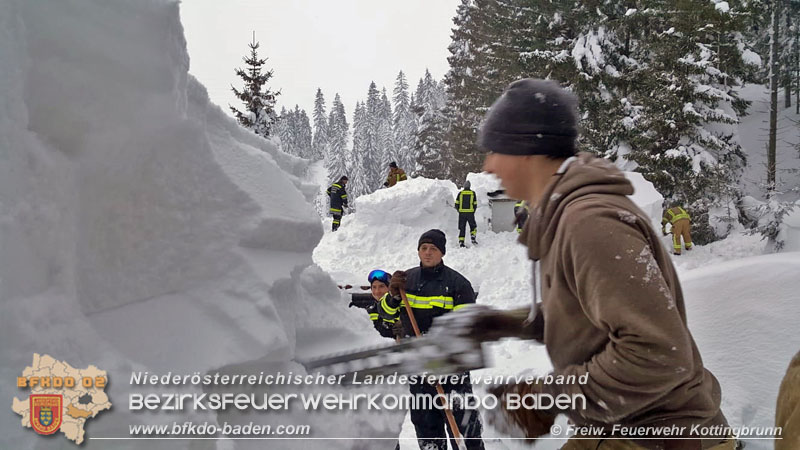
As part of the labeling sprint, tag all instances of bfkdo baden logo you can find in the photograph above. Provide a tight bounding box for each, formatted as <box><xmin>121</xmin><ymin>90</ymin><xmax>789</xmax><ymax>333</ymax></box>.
<box><xmin>30</xmin><ymin>394</ymin><xmax>63</xmax><ymax>435</ymax></box>
<box><xmin>13</xmin><ymin>354</ymin><xmax>112</xmax><ymax>445</ymax></box>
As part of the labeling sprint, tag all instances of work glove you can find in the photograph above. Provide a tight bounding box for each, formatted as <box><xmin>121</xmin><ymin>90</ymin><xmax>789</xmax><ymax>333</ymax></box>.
<box><xmin>389</xmin><ymin>270</ymin><xmax>407</xmax><ymax>297</ymax></box>
<box><xmin>391</xmin><ymin>320</ymin><xmax>405</xmax><ymax>338</ymax></box>
<box><xmin>430</xmin><ymin>304</ymin><xmax>544</xmax><ymax>342</ymax></box>
<box><xmin>383</xmin><ymin>182</ymin><xmax>389</xmax><ymax>187</ymax></box>
<box><xmin>484</xmin><ymin>380</ymin><xmax>558</xmax><ymax>442</ymax></box>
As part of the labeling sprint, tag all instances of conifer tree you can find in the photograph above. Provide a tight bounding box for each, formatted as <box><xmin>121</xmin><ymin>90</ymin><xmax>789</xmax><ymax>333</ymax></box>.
<box><xmin>311</xmin><ymin>88</ymin><xmax>328</xmax><ymax>161</ymax></box>
<box><xmin>414</xmin><ymin>71</ymin><xmax>451</xmax><ymax>179</ymax></box>
<box><xmin>230</xmin><ymin>32</ymin><xmax>280</xmax><ymax>137</ymax></box>
<box><xmin>378</xmin><ymin>88</ymin><xmax>396</xmax><ymax>169</ymax></box>
<box><xmin>325</xmin><ymin>93</ymin><xmax>349</xmax><ymax>184</ymax></box>
<box><xmin>350</xmin><ymin>101</ymin><xmax>370</xmax><ymax>198</ymax></box>
<box><xmin>393</xmin><ymin>71</ymin><xmax>417</xmax><ymax>173</ymax></box>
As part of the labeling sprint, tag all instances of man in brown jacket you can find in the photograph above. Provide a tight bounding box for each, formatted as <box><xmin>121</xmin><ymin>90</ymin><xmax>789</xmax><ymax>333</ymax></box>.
<box><xmin>776</xmin><ymin>350</ymin><xmax>800</xmax><ymax>450</ymax></box>
<box><xmin>459</xmin><ymin>79</ymin><xmax>734</xmax><ymax>449</ymax></box>
<box><xmin>384</xmin><ymin>161</ymin><xmax>407</xmax><ymax>187</ymax></box>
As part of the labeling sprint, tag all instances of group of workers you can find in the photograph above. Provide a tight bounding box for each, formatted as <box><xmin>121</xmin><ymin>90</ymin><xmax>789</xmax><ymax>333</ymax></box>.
<box><xmin>330</xmin><ymin>78</ymin><xmax>762</xmax><ymax>450</ymax></box>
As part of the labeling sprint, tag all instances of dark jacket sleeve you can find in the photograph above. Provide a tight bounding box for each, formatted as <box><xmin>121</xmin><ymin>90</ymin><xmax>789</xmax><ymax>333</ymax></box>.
<box><xmin>365</xmin><ymin>303</ymin><xmax>396</xmax><ymax>339</ymax></box>
<box><xmin>341</xmin><ymin>187</ymin><xmax>348</xmax><ymax>207</ymax></box>
<box><xmin>452</xmin><ymin>271</ymin><xmax>476</xmax><ymax>310</ymax></box>
<box><xmin>349</xmin><ymin>293</ymin><xmax>375</xmax><ymax>309</ymax></box>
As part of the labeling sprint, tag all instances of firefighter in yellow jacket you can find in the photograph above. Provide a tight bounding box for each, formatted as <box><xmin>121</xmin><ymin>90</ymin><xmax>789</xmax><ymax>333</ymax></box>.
<box><xmin>662</xmin><ymin>206</ymin><xmax>693</xmax><ymax>255</ymax></box>
<box><xmin>384</xmin><ymin>162</ymin><xmax>407</xmax><ymax>187</ymax></box>
<box><xmin>455</xmin><ymin>181</ymin><xmax>478</xmax><ymax>247</ymax></box>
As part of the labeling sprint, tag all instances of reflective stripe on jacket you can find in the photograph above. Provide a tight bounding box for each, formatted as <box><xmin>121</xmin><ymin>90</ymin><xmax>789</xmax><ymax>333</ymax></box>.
<box><xmin>327</xmin><ymin>183</ymin><xmax>348</xmax><ymax>211</ymax></box>
<box><xmin>382</xmin><ymin>262</ymin><xmax>476</xmax><ymax>336</ymax></box>
<box><xmin>662</xmin><ymin>206</ymin><xmax>690</xmax><ymax>225</ymax></box>
<box><xmin>455</xmin><ymin>190</ymin><xmax>477</xmax><ymax>213</ymax></box>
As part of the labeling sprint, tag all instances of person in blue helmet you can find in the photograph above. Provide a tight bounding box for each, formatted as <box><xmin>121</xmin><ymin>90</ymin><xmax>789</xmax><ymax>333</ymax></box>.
<box><xmin>348</xmin><ymin>269</ymin><xmax>401</xmax><ymax>339</ymax></box>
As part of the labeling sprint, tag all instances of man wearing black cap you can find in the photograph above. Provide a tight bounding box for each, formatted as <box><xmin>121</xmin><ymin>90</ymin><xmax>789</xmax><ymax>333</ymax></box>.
<box><xmin>326</xmin><ymin>175</ymin><xmax>348</xmax><ymax>231</ymax></box>
<box><xmin>384</xmin><ymin>161</ymin><xmax>407</xmax><ymax>187</ymax></box>
<box><xmin>381</xmin><ymin>229</ymin><xmax>484</xmax><ymax>450</ymax></box>
<box><xmin>436</xmin><ymin>79</ymin><xmax>733</xmax><ymax>449</ymax></box>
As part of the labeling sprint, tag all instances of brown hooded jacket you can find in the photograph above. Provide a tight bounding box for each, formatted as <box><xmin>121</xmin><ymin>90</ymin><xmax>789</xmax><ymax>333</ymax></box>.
<box><xmin>521</xmin><ymin>153</ymin><xmax>726</xmax><ymax>433</ymax></box>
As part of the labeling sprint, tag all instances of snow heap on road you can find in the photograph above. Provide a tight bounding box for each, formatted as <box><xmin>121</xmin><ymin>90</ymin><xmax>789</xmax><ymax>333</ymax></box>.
<box><xmin>0</xmin><ymin>1</ymin><xmax>378</xmax><ymax>449</ymax></box>
<box><xmin>315</xmin><ymin>169</ymin><xmax>663</xmax><ymax>289</ymax></box>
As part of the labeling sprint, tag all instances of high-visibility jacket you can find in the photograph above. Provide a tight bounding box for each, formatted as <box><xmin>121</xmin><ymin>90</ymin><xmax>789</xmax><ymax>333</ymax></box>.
<box><xmin>455</xmin><ymin>189</ymin><xmax>477</xmax><ymax>213</ymax></box>
<box><xmin>326</xmin><ymin>183</ymin><xmax>348</xmax><ymax>213</ymax></box>
<box><xmin>381</xmin><ymin>262</ymin><xmax>476</xmax><ymax>337</ymax></box>
<box><xmin>386</xmin><ymin>167</ymin><xmax>407</xmax><ymax>187</ymax></box>
<box><xmin>662</xmin><ymin>206</ymin><xmax>690</xmax><ymax>232</ymax></box>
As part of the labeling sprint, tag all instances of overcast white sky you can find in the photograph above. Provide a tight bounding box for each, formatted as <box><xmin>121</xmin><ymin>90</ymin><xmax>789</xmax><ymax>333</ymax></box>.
<box><xmin>180</xmin><ymin>0</ymin><xmax>459</xmax><ymax>120</ymax></box>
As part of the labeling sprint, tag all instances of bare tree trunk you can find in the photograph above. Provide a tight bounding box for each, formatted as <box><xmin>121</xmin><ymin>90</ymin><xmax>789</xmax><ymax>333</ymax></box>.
<box><xmin>768</xmin><ymin>2</ymin><xmax>780</xmax><ymax>195</ymax></box>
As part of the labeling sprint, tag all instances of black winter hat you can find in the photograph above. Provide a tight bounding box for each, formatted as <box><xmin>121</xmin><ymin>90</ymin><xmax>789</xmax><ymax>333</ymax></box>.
<box><xmin>477</xmin><ymin>78</ymin><xmax>578</xmax><ymax>157</ymax></box>
<box><xmin>389</xmin><ymin>161</ymin><xmax>398</xmax><ymax>168</ymax></box>
<box><xmin>418</xmin><ymin>229</ymin><xmax>446</xmax><ymax>255</ymax></box>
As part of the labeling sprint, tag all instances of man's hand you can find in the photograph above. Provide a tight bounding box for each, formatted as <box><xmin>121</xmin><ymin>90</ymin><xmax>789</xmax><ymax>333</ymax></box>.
<box><xmin>484</xmin><ymin>381</ymin><xmax>557</xmax><ymax>441</ymax></box>
<box><xmin>391</xmin><ymin>320</ymin><xmax>405</xmax><ymax>338</ymax></box>
<box><xmin>389</xmin><ymin>270</ymin><xmax>407</xmax><ymax>297</ymax></box>
<box><xmin>430</xmin><ymin>304</ymin><xmax>543</xmax><ymax>342</ymax></box>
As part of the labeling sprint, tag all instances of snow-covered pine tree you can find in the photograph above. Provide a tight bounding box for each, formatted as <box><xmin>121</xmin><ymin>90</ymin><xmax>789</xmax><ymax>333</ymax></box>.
<box><xmin>311</xmin><ymin>88</ymin><xmax>329</xmax><ymax>161</ymax></box>
<box><xmin>230</xmin><ymin>32</ymin><xmax>280</xmax><ymax>137</ymax></box>
<box><xmin>415</xmin><ymin>71</ymin><xmax>451</xmax><ymax>179</ymax></box>
<box><xmin>443</xmin><ymin>0</ymin><xmax>503</xmax><ymax>181</ymax></box>
<box><xmin>363</xmin><ymin>82</ymin><xmax>384</xmax><ymax>192</ymax></box>
<box><xmin>274</xmin><ymin>106</ymin><xmax>293</xmax><ymax>155</ymax></box>
<box><xmin>621</xmin><ymin>1</ymin><xmax>752</xmax><ymax>243</ymax></box>
<box><xmin>378</xmin><ymin>88</ymin><xmax>396</xmax><ymax>171</ymax></box>
<box><xmin>350</xmin><ymin>101</ymin><xmax>370</xmax><ymax>198</ymax></box>
<box><xmin>392</xmin><ymin>71</ymin><xmax>417</xmax><ymax>174</ymax></box>
<box><xmin>293</xmin><ymin>106</ymin><xmax>313</xmax><ymax>159</ymax></box>
<box><xmin>325</xmin><ymin>93</ymin><xmax>349</xmax><ymax>185</ymax></box>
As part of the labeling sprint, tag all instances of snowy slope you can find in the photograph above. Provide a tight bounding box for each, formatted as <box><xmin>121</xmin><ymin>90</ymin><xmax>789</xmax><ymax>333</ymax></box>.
<box><xmin>0</xmin><ymin>1</ymin><xmax>388</xmax><ymax>449</ymax></box>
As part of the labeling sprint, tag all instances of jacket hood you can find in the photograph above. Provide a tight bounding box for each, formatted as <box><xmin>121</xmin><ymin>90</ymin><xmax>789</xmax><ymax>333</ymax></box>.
<box><xmin>519</xmin><ymin>152</ymin><xmax>633</xmax><ymax>260</ymax></box>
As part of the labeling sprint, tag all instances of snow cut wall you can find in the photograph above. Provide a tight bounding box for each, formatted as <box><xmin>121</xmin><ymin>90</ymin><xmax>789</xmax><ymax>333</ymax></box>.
<box><xmin>0</xmin><ymin>1</ymin><xmax>383</xmax><ymax>449</ymax></box>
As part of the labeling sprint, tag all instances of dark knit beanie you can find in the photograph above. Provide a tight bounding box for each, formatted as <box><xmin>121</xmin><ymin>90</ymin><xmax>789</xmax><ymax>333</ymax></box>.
<box><xmin>477</xmin><ymin>78</ymin><xmax>578</xmax><ymax>157</ymax></box>
<box><xmin>389</xmin><ymin>161</ymin><xmax>398</xmax><ymax>168</ymax></box>
<box><xmin>418</xmin><ymin>229</ymin><xmax>446</xmax><ymax>255</ymax></box>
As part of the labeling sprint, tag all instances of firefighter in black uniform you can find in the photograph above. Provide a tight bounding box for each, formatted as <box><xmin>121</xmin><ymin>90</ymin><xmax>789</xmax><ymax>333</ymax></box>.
<box><xmin>382</xmin><ymin>229</ymin><xmax>485</xmax><ymax>450</ymax></box>
<box><xmin>326</xmin><ymin>175</ymin><xmax>348</xmax><ymax>231</ymax></box>
<box><xmin>455</xmin><ymin>181</ymin><xmax>478</xmax><ymax>247</ymax></box>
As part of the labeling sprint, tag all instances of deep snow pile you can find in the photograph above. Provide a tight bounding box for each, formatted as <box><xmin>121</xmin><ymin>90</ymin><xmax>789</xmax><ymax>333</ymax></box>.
<box><xmin>315</xmin><ymin>170</ymin><xmax>663</xmax><ymax>288</ymax></box>
<box><xmin>0</xmin><ymin>1</ymin><xmax>384</xmax><ymax>449</ymax></box>
<box><xmin>314</xmin><ymin>173</ymin><xmax>796</xmax><ymax>449</ymax></box>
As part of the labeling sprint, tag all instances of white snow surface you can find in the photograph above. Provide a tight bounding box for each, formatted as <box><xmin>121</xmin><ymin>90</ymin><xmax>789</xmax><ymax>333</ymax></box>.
<box><xmin>0</xmin><ymin>1</ymin><xmax>389</xmax><ymax>449</ymax></box>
